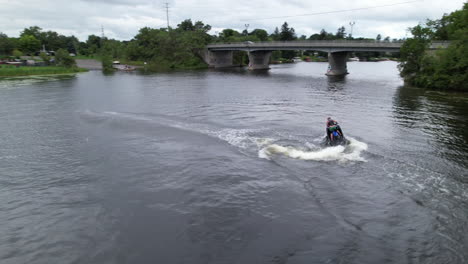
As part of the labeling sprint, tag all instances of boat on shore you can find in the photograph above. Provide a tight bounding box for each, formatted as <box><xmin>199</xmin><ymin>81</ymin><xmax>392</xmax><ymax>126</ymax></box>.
<box><xmin>112</xmin><ymin>61</ymin><xmax>136</xmax><ymax>71</ymax></box>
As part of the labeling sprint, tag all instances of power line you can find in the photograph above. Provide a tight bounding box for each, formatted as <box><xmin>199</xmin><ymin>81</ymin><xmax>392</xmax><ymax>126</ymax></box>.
<box><xmin>243</xmin><ymin>0</ymin><xmax>422</xmax><ymax>21</ymax></box>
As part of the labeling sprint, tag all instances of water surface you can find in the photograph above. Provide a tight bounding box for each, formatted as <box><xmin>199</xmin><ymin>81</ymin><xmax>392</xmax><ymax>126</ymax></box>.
<box><xmin>1</xmin><ymin>61</ymin><xmax>467</xmax><ymax>264</ymax></box>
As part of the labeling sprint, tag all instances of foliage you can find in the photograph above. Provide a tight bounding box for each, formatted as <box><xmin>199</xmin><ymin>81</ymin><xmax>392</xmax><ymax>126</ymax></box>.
<box><xmin>399</xmin><ymin>3</ymin><xmax>467</xmax><ymax>91</ymax></box>
<box><xmin>271</xmin><ymin>27</ymin><xmax>280</xmax><ymax>41</ymax></box>
<box><xmin>101</xmin><ymin>54</ymin><xmax>114</xmax><ymax>72</ymax></box>
<box><xmin>279</xmin><ymin>22</ymin><xmax>296</xmax><ymax>41</ymax></box>
<box><xmin>4</xmin><ymin>19</ymin><xmax>406</xmax><ymax>72</ymax></box>
<box><xmin>55</xmin><ymin>48</ymin><xmax>76</xmax><ymax>67</ymax></box>
<box><xmin>0</xmin><ymin>32</ymin><xmax>14</xmax><ymax>55</ymax></box>
<box><xmin>20</xmin><ymin>26</ymin><xmax>79</xmax><ymax>53</ymax></box>
<box><xmin>336</xmin><ymin>27</ymin><xmax>346</xmax><ymax>39</ymax></box>
<box><xmin>20</xmin><ymin>26</ymin><xmax>43</xmax><ymax>39</ymax></box>
<box><xmin>249</xmin><ymin>29</ymin><xmax>268</xmax><ymax>41</ymax></box>
<box><xmin>176</xmin><ymin>19</ymin><xmax>211</xmax><ymax>33</ymax></box>
<box><xmin>18</xmin><ymin>35</ymin><xmax>41</xmax><ymax>54</ymax></box>
<box><xmin>279</xmin><ymin>22</ymin><xmax>297</xmax><ymax>59</ymax></box>
<box><xmin>309</xmin><ymin>28</ymin><xmax>345</xmax><ymax>40</ymax></box>
<box><xmin>125</xmin><ymin>21</ymin><xmax>213</xmax><ymax>70</ymax></box>
<box><xmin>39</xmin><ymin>52</ymin><xmax>51</xmax><ymax>65</ymax></box>
<box><xmin>12</xmin><ymin>49</ymin><xmax>23</xmax><ymax>58</ymax></box>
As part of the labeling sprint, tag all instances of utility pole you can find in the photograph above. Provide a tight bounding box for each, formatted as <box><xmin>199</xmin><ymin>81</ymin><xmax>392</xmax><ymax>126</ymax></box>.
<box><xmin>100</xmin><ymin>25</ymin><xmax>105</xmax><ymax>48</ymax></box>
<box><xmin>165</xmin><ymin>2</ymin><xmax>170</xmax><ymax>29</ymax></box>
<box><xmin>244</xmin><ymin>24</ymin><xmax>249</xmax><ymax>35</ymax></box>
<box><xmin>349</xmin><ymin>21</ymin><xmax>355</xmax><ymax>38</ymax></box>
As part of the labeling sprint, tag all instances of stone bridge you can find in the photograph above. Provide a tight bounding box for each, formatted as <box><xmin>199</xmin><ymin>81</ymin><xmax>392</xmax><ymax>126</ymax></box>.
<box><xmin>203</xmin><ymin>40</ymin><xmax>449</xmax><ymax>75</ymax></box>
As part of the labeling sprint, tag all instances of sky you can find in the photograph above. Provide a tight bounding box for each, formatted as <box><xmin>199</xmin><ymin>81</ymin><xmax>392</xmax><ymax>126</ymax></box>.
<box><xmin>0</xmin><ymin>0</ymin><xmax>465</xmax><ymax>41</ymax></box>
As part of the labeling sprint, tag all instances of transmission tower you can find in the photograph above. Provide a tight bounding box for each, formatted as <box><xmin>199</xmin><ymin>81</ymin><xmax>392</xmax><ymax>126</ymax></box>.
<box><xmin>165</xmin><ymin>2</ymin><xmax>170</xmax><ymax>29</ymax></box>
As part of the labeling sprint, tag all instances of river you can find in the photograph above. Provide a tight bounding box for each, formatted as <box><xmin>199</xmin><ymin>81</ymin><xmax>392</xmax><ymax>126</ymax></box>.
<box><xmin>0</xmin><ymin>61</ymin><xmax>467</xmax><ymax>264</ymax></box>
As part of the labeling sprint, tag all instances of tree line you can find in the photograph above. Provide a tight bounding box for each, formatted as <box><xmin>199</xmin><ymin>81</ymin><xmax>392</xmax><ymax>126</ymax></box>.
<box><xmin>1</xmin><ymin>20</ymin><xmax>398</xmax><ymax>70</ymax></box>
<box><xmin>399</xmin><ymin>3</ymin><xmax>467</xmax><ymax>91</ymax></box>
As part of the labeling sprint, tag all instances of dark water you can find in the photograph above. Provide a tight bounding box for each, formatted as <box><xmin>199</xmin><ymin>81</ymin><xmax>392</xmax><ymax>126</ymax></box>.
<box><xmin>1</xmin><ymin>62</ymin><xmax>467</xmax><ymax>264</ymax></box>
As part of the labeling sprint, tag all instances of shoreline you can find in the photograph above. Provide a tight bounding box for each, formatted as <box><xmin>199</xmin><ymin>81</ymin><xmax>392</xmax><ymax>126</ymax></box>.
<box><xmin>0</xmin><ymin>66</ymin><xmax>88</xmax><ymax>78</ymax></box>
<box><xmin>0</xmin><ymin>71</ymin><xmax>87</xmax><ymax>78</ymax></box>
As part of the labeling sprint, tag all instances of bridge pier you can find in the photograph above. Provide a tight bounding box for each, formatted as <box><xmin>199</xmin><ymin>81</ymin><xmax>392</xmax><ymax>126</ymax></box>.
<box><xmin>248</xmin><ymin>51</ymin><xmax>272</xmax><ymax>70</ymax></box>
<box><xmin>203</xmin><ymin>50</ymin><xmax>234</xmax><ymax>68</ymax></box>
<box><xmin>326</xmin><ymin>51</ymin><xmax>349</xmax><ymax>76</ymax></box>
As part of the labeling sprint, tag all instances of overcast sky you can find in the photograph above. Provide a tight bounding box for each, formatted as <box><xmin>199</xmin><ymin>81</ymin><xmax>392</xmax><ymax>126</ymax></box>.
<box><xmin>0</xmin><ymin>0</ymin><xmax>465</xmax><ymax>41</ymax></box>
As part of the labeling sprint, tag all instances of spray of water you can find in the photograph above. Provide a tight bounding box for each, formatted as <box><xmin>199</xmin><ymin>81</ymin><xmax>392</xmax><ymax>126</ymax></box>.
<box><xmin>81</xmin><ymin>111</ymin><xmax>368</xmax><ymax>163</ymax></box>
<box><xmin>258</xmin><ymin>138</ymin><xmax>368</xmax><ymax>162</ymax></box>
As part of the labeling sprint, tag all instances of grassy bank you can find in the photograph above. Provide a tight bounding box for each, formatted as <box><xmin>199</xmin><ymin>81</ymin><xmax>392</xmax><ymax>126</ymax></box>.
<box><xmin>0</xmin><ymin>65</ymin><xmax>88</xmax><ymax>77</ymax></box>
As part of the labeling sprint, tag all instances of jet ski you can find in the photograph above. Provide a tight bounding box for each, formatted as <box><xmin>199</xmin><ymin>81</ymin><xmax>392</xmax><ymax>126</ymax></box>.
<box><xmin>325</xmin><ymin>125</ymin><xmax>348</xmax><ymax>146</ymax></box>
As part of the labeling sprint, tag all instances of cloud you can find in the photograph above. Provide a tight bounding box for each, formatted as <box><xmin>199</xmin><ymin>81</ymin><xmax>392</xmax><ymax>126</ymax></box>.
<box><xmin>0</xmin><ymin>0</ymin><xmax>465</xmax><ymax>41</ymax></box>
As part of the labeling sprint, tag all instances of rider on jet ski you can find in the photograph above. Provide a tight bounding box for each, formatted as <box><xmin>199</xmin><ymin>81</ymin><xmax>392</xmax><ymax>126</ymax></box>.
<box><xmin>326</xmin><ymin>117</ymin><xmax>344</xmax><ymax>141</ymax></box>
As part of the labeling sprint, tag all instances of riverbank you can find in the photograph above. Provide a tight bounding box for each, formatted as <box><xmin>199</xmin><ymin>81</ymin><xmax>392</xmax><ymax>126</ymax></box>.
<box><xmin>0</xmin><ymin>65</ymin><xmax>87</xmax><ymax>77</ymax></box>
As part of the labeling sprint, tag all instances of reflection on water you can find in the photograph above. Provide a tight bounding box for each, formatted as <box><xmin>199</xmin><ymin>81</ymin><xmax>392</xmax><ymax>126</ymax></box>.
<box><xmin>327</xmin><ymin>75</ymin><xmax>346</xmax><ymax>91</ymax></box>
<box><xmin>393</xmin><ymin>85</ymin><xmax>468</xmax><ymax>176</ymax></box>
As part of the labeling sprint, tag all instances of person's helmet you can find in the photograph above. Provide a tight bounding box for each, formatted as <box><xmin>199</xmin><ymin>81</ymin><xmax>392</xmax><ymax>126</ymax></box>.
<box><xmin>327</xmin><ymin>117</ymin><xmax>331</xmax><ymax>120</ymax></box>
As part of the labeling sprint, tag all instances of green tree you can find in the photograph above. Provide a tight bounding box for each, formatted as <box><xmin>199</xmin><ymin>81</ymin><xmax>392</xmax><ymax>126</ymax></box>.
<box><xmin>399</xmin><ymin>3</ymin><xmax>468</xmax><ymax>91</ymax></box>
<box><xmin>311</xmin><ymin>29</ymin><xmax>335</xmax><ymax>40</ymax></box>
<box><xmin>249</xmin><ymin>29</ymin><xmax>268</xmax><ymax>41</ymax></box>
<box><xmin>335</xmin><ymin>26</ymin><xmax>346</xmax><ymax>39</ymax></box>
<box><xmin>20</xmin><ymin>26</ymin><xmax>43</xmax><ymax>40</ymax></box>
<box><xmin>271</xmin><ymin>27</ymin><xmax>280</xmax><ymax>41</ymax></box>
<box><xmin>398</xmin><ymin>25</ymin><xmax>432</xmax><ymax>78</ymax></box>
<box><xmin>85</xmin><ymin>35</ymin><xmax>103</xmax><ymax>54</ymax></box>
<box><xmin>12</xmin><ymin>49</ymin><xmax>23</xmax><ymax>58</ymax></box>
<box><xmin>279</xmin><ymin>22</ymin><xmax>297</xmax><ymax>59</ymax></box>
<box><xmin>376</xmin><ymin>34</ymin><xmax>382</xmax><ymax>41</ymax></box>
<box><xmin>39</xmin><ymin>52</ymin><xmax>51</xmax><ymax>65</ymax></box>
<box><xmin>319</xmin><ymin>29</ymin><xmax>327</xmax><ymax>40</ymax></box>
<box><xmin>193</xmin><ymin>21</ymin><xmax>211</xmax><ymax>33</ymax></box>
<box><xmin>177</xmin><ymin>19</ymin><xmax>212</xmax><ymax>33</ymax></box>
<box><xmin>308</xmin><ymin>33</ymin><xmax>321</xmax><ymax>40</ymax></box>
<box><xmin>220</xmin><ymin>29</ymin><xmax>241</xmax><ymax>42</ymax></box>
<box><xmin>55</xmin><ymin>48</ymin><xmax>76</xmax><ymax>67</ymax></box>
<box><xmin>126</xmin><ymin>21</ymin><xmax>212</xmax><ymax>70</ymax></box>
<box><xmin>18</xmin><ymin>35</ymin><xmax>41</xmax><ymax>54</ymax></box>
<box><xmin>279</xmin><ymin>22</ymin><xmax>296</xmax><ymax>41</ymax></box>
<box><xmin>101</xmin><ymin>54</ymin><xmax>114</xmax><ymax>72</ymax></box>
<box><xmin>177</xmin><ymin>19</ymin><xmax>195</xmax><ymax>31</ymax></box>
<box><xmin>0</xmin><ymin>32</ymin><xmax>14</xmax><ymax>55</ymax></box>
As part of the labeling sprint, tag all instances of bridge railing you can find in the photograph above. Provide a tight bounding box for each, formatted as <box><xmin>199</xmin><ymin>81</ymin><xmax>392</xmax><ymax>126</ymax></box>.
<box><xmin>207</xmin><ymin>40</ymin><xmax>450</xmax><ymax>49</ymax></box>
<box><xmin>214</xmin><ymin>40</ymin><xmax>402</xmax><ymax>44</ymax></box>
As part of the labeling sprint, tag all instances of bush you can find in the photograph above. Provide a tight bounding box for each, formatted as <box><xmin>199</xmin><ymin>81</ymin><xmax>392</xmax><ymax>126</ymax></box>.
<box><xmin>55</xmin><ymin>48</ymin><xmax>76</xmax><ymax>67</ymax></box>
<box><xmin>39</xmin><ymin>52</ymin><xmax>51</xmax><ymax>65</ymax></box>
<box><xmin>101</xmin><ymin>55</ymin><xmax>114</xmax><ymax>72</ymax></box>
<box><xmin>12</xmin><ymin>49</ymin><xmax>22</xmax><ymax>58</ymax></box>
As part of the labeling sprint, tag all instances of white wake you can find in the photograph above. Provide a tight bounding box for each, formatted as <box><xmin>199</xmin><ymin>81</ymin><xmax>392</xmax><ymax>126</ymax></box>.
<box><xmin>80</xmin><ymin>111</ymin><xmax>368</xmax><ymax>163</ymax></box>
<box><xmin>258</xmin><ymin>138</ymin><xmax>368</xmax><ymax>162</ymax></box>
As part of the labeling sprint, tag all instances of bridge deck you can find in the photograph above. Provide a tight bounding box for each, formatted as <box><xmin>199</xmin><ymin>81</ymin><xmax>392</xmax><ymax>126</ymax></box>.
<box><xmin>207</xmin><ymin>40</ymin><xmax>449</xmax><ymax>53</ymax></box>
